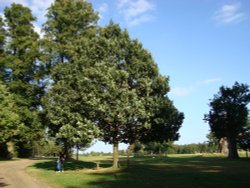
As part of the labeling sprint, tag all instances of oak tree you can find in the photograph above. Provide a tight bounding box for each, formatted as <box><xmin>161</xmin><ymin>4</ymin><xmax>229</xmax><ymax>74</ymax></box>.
<box><xmin>204</xmin><ymin>82</ymin><xmax>250</xmax><ymax>158</ymax></box>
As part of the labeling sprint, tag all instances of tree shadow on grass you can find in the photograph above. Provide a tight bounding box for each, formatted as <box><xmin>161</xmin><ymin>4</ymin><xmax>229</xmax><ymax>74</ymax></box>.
<box><xmin>85</xmin><ymin>156</ymin><xmax>250</xmax><ymax>188</ymax></box>
<box><xmin>31</xmin><ymin>159</ymin><xmax>97</xmax><ymax>171</ymax></box>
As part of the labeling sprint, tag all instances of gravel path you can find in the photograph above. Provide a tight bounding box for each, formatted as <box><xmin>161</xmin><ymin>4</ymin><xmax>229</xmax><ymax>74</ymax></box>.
<box><xmin>0</xmin><ymin>159</ymin><xmax>51</xmax><ymax>188</ymax></box>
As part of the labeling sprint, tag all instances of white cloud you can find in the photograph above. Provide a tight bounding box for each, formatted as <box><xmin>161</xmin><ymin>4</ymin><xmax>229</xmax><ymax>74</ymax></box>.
<box><xmin>117</xmin><ymin>0</ymin><xmax>155</xmax><ymax>26</ymax></box>
<box><xmin>97</xmin><ymin>3</ymin><xmax>109</xmax><ymax>19</ymax></box>
<box><xmin>127</xmin><ymin>14</ymin><xmax>154</xmax><ymax>26</ymax></box>
<box><xmin>213</xmin><ymin>2</ymin><xmax>246</xmax><ymax>24</ymax></box>
<box><xmin>98</xmin><ymin>3</ymin><xmax>109</xmax><ymax>14</ymax></box>
<box><xmin>27</xmin><ymin>0</ymin><xmax>53</xmax><ymax>24</ymax></box>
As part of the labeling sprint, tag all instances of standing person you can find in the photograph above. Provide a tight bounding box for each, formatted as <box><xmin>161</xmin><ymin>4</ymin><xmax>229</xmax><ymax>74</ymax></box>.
<box><xmin>56</xmin><ymin>156</ymin><xmax>61</xmax><ymax>172</ymax></box>
<box><xmin>59</xmin><ymin>152</ymin><xmax>65</xmax><ymax>172</ymax></box>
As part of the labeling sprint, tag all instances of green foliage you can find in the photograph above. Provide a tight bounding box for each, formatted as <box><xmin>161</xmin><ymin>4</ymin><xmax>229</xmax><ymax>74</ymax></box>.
<box><xmin>205</xmin><ymin>82</ymin><xmax>250</xmax><ymax>158</ymax></box>
<box><xmin>42</xmin><ymin>12</ymin><xmax>183</xmax><ymax>166</ymax></box>
<box><xmin>0</xmin><ymin>81</ymin><xmax>21</xmax><ymax>144</ymax></box>
<box><xmin>41</xmin><ymin>0</ymin><xmax>101</xmax><ymax>157</ymax></box>
<box><xmin>2</xmin><ymin>3</ymin><xmax>46</xmax><ymax>157</ymax></box>
<box><xmin>1</xmin><ymin>0</ymin><xmax>184</xmax><ymax>162</ymax></box>
<box><xmin>42</xmin><ymin>0</ymin><xmax>98</xmax><ymax>65</ymax></box>
<box><xmin>238</xmin><ymin>118</ymin><xmax>250</xmax><ymax>151</ymax></box>
<box><xmin>130</xmin><ymin>141</ymin><xmax>216</xmax><ymax>155</ymax></box>
<box><xmin>206</xmin><ymin>133</ymin><xmax>219</xmax><ymax>152</ymax></box>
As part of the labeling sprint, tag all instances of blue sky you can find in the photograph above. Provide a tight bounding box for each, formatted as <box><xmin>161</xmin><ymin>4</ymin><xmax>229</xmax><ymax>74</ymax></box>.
<box><xmin>1</xmin><ymin>0</ymin><xmax>249</xmax><ymax>153</ymax></box>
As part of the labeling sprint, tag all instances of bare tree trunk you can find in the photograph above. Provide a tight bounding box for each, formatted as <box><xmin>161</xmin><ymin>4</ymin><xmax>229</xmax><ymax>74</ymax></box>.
<box><xmin>113</xmin><ymin>142</ymin><xmax>119</xmax><ymax>168</ymax></box>
<box><xmin>227</xmin><ymin>136</ymin><xmax>239</xmax><ymax>159</ymax></box>
<box><xmin>76</xmin><ymin>146</ymin><xmax>79</xmax><ymax>161</ymax></box>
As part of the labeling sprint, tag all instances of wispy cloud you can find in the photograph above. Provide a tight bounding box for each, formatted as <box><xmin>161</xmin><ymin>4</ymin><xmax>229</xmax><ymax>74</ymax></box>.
<box><xmin>170</xmin><ymin>78</ymin><xmax>222</xmax><ymax>97</ymax></box>
<box><xmin>98</xmin><ymin>3</ymin><xmax>109</xmax><ymax>14</ymax></box>
<box><xmin>117</xmin><ymin>0</ymin><xmax>155</xmax><ymax>26</ymax></box>
<box><xmin>213</xmin><ymin>2</ymin><xmax>246</xmax><ymax>24</ymax></box>
<box><xmin>97</xmin><ymin>3</ymin><xmax>109</xmax><ymax>19</ymax></box>
<box><xmin>196</xmin><ymin>78</ymin><xmax>222</xmax><ymax>85</ymax></box>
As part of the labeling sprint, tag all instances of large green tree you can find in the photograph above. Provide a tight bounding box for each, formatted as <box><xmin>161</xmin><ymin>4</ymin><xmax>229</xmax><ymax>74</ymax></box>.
<box><xmin>42</xmin><ymin>79</ymin><xmax>101</xmax><ymax>158</ymax></box>
<box><xmin>3</xmin><ymin>3</ymin><xmax>45</xmax><ymax>157</ymax></box>
<box><xmin>96</xmin><ymin>23</ymin><xmax>183</xmax><ymax>167</ymax></box>
<box><xmin>43</xmin><ymin>21</ymin><xmax>183</xmax><ymax>167</ymax></box>
<box><xmin>139</xmin><ymin>97</ymin><xmax>184</xmax><ymax>144</ymax></box>
<box><xmin>204</xmin><ymin>82</ymin><xmax>250</xmax><ymax>159</ymax></box>
<box><xmin>41</xmin><ymin>0</ymin><xmax>99</xmax><ymax>155</ymax></box>
<box><xmin>42</xmin><ymin>0</ymin><xmax>183</xmax><ymax>166</ymax></box>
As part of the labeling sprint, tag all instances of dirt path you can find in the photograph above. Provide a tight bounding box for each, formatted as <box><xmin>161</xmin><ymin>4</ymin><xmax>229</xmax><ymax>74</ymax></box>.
<box><xmin>0</xmin><ymin>159</ymin><xmax>51</xmax><ymax>188</ymax></box>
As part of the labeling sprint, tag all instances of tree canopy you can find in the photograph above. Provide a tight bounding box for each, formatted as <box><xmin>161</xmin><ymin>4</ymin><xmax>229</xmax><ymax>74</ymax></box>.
<box><xmin>1</xmin><ymin>0</ymin><xmax>184</xmax><ymax>162</ymax></box>
<box><xmin>0</xmin><ymin>81</ymin><xmax>21</xmax><ymax>144</ymax></box>
<box><xmin>42</xmin><ymin>20</ymin><xmax>184</xmax><ymax>167</ymax></box>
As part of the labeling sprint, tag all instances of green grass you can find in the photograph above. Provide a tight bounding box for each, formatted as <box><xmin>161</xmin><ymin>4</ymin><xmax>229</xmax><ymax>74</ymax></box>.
<box><xmin>27</xmin><ymin>154</ymin><xmax>250</xmax><ymax>188</ymax></box>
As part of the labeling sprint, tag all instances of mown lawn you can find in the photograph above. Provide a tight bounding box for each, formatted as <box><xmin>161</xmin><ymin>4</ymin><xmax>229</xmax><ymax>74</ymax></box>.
<box><xmin>27</xmin><ymin>154</ymin><xmax>250</xmax><ymax>188</ymax></box>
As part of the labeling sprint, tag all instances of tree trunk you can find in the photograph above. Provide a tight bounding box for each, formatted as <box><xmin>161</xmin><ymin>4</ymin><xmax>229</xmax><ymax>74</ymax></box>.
<box><xmin>63</xmin><ymin>142</ymin><xmax>70</xmax><ymax>160</ymax></box>
<box><xmin>218</xmin><ymin>137</ymin><xmax>228</xmax><ymax>153</ymax></box>
<box><xmin>227</xmin><ymin>136</ymin><xmax>239</xmax><ymax>159</ymax></box>
<box><xmin>76</xmin><ymin>146</ymin><xmax>79</xmax><ymax>161</ymax></box>
<box><xmin>113</xmin><ymin>142</ymin><xmax>119</xmax><ymax>168</ymax></box>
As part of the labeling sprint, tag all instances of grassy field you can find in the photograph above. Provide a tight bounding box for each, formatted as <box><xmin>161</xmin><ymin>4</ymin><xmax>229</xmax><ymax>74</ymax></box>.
<box><xmin>27</xmin><ymin>154</ymin><xmax>250</xmax><ymax>188</ymax></box>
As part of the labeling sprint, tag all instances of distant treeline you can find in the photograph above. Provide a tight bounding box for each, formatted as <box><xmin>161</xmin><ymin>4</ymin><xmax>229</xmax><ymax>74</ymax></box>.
<box><xmin>82</xmin><ymin>142</ymin><xmax>220</xmax><ymax>156</ymax></box>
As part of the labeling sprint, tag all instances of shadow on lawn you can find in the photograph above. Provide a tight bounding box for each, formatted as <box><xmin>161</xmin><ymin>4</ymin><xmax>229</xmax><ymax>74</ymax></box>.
<box><xmin>31</xmin><ymin>156</ymin><xmax>250</xmax><ymax>188</ymax></box>
<box><xmin>32</xmin><ymin>159</ymin><xmax>97</xmax><ymax>171</ymax></box>
<box><xmin>85</xmin><ymin>156</ymin><xmax>250</xmax><ymax>188</ymax></box>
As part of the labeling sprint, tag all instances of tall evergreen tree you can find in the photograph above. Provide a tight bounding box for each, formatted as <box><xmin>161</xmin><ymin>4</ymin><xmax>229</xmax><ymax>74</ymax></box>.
<box><xmin>3</xmin><ymin>3</ymin><xmax>45</xmax><ymax>157</ymax></box>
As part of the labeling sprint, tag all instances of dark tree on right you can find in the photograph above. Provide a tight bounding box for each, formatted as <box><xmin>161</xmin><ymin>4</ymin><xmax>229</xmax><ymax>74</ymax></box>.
<box><xmin>204</xmin><ymin>82</ymin><xmax>250</xmax><ymax>159</ymax></box>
